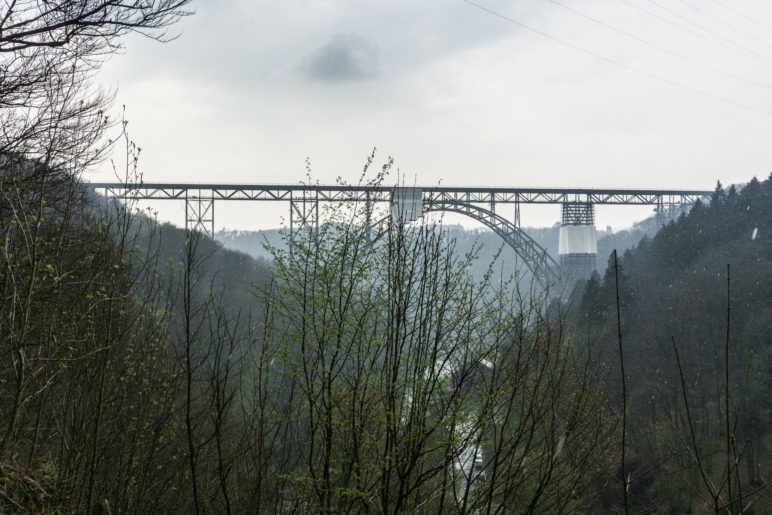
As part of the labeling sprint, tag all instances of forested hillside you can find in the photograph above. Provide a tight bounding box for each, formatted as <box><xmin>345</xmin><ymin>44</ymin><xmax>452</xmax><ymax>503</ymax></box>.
<box><xmin>572</xmin><ymin>177</ymin><xmax>772</xmax><ymax>513</ymax></box>
<box><xmin>2</xmin><ymin>1</ymin><xmax>770</xmax><ymax>512</ymax></box>
<box><xmin>217</xmin><ymin>219</ymin><xmax>658</xmax><ymax>284</ymax></box>
<box><xmin>4</xmin><ymin>165</ymin><xmax>770</xmax><ymax>512</ymax></box>
<box><xmin>1</xmin><ymin>167</ymin><xmax>616</xmax><ymax>512</ymax></box>
<box><xmin>0</xmin><ymin>163</ymin><xmax>272</xmax><ymax>512</ymax></box>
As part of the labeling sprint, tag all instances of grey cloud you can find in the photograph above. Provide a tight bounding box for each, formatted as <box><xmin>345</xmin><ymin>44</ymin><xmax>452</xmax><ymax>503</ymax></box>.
<box><xmin>107</xmin><ymin>2</ymin><xmax>542</xmax><ymax>88</ymax></box>
<box><xmin>304</xmin><ymin>33</ymin><xmax>381</xmax><ymax>81</ymax></box>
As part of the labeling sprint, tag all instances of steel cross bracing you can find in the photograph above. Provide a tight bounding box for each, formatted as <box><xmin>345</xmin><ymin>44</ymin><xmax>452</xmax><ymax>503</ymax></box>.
<box><xmin>91</xmin><ymin>182</ymin><xmax>711</xmax><ymax>206</ymax></box>
<box><xmin>562</xmin><ymin>202</ymin><xmax>595</xmax><ymax>226</ymax></box>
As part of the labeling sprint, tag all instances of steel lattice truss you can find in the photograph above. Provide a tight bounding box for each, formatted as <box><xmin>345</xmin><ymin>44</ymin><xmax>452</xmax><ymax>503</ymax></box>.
<box><xmin>424</xmin><ymin>201</ymin><xmax>561</xmax><ymax>287</ymax></box>
<box><xmin>92</xmin><ymin>182</ymin><xmax>711</xmax><ymax>206</ymax></box>
<box><xmin>92</xmin><ymin>181</ymin><xmax>711</xmax><ymax>288</ymax></box>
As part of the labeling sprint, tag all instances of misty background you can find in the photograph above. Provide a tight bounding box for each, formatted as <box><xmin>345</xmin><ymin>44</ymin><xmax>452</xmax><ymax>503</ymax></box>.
<box><xmin>93</xmin><ymin>0</ymin><xmax>772</xmax><ymax>232</ymax></box>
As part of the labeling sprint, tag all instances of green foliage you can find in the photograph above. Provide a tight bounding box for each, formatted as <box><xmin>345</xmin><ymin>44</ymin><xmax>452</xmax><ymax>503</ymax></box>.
<box><xmin>248</xmin><ymin>174</ymin><xmax>611</xmax><ymax>513</ymax></box>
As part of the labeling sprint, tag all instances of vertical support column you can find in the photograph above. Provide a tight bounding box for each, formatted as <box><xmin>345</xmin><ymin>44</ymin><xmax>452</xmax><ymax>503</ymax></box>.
<box><xmin>314</xmin><ymin>191</ymin><xmax>320</xmax><ymax>230</ymax></box>
<box><xmin>289</xmin><ymin>189</ymin><xmax>319</xmax><ymax>244</ymax></box>
<box><xmin>364</xmin><ymin>191</ymin><xmax>373</xmax><ymax>223</ymax></box>
<box><xmin>655</xmin><ymin>197</ymin><xmax>666</xmax><ymax>228</ymax></box>
<box><xmin>390</xmin><ymin>187</ymin><xmax>423</xmax><ymax>224</ymax></box>
<box><xmin>364</xmin><ymin>191</ymin><xmax>373</xmax><ymax>242</ymax></box>
<box><xmin>511</xmin><ymin>195</ymin><xmax>522</xmax><ymax>271</ymax></box>
<box><xmin>184</xmin><ymin>189</ymin><xmax>215</xmax><ymax>238</ymax></box>
<box><xmin>558</xmin><ymin>201</ymin><xmax>597</xmax><ymax>286</ymax></box>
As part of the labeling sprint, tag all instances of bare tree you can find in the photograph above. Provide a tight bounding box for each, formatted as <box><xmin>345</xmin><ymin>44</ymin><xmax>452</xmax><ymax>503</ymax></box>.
<box><xmin>253</xmin><ymin>170</ymin><xmax>610</xmax><ymax>513</ymax></box>
<box><xmin>1</xmin><ymin>0</ymin><xmax>192</xmax><ymax>171</ymax></box>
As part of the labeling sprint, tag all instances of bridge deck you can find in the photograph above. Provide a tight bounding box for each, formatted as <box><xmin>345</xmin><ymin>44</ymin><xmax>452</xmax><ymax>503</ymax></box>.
<box><xmin>91</xmin><ymin>182</ymin><xmax>712</xmax><ymax>206</ymax></box>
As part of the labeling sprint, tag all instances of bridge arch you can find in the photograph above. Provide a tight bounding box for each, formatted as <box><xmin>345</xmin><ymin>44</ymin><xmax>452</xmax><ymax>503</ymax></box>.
<box><xmin>422</xmin><ymin>201</ymin><xmax>560</xmax><ymax>288</ymax></box>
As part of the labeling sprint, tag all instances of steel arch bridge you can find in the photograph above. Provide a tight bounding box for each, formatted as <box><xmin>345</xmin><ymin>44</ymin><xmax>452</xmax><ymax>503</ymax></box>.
<box><xmin>422</xmin><ymin>201</ymin><xmax>560</xmax><ymax>287</ymax></box>
<box><xmin>92</xmin><ymin>182</ymin><xmax>712</xmax><ymax>287</ymax></box>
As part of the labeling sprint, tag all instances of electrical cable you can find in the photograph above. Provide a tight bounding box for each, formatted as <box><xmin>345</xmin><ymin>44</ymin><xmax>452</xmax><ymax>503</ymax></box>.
<box><xmin>676</xmin><ymin>0</ymin><xmax>772</xmax><ymax>49</ymax></box>
<box><xmin>461</xmin><ymin>0</ymin><xmax>772</xmax><ymax>116</ymax></box>
<box><xmin>708</xmin><ymin>0</ymin><xmax>772</xmax><ymax>34</ymax></box>
<box><xmin>617</xmin><ymin>0</ymin><xmax>772</xmax><ymax>65</ymax></box>
<box><xmin>547</xmin><ymin>0</ymin><xmax>772</xmax><ymax>90</ymax></box>
<box><xmin>645</xmin><ymin>0</ymin><xmax>772</xmax><ymax>63</ymax></box>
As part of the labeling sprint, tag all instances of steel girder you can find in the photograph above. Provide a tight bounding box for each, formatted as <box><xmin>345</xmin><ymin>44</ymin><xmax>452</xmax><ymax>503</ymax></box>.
<box><xmin>91</xmin><ymin>182</ymin><xmax>710</xmax><ymax>287</ymax></box>
<box><xmin>92</xmin><ymin>183</ymin><xmax>710</xmax><ymax>206</ymax></box>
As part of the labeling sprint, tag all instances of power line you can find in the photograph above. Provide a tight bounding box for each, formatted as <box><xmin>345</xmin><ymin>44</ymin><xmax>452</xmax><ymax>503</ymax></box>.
<box><xmin>676</xmin><ymin>0</ymin><xmax>772</xmax><ymax>49</ymax></box>
<box><xmin>546</xmin><ymin>0</ymin><xmax>772</xmax><ymax>90</ymax></box>
<box><xmin>460</xmin><ymin>0</ymin><xmax>772</xmax><ymax>116</ymax></box>
<box><xmin>645</xmin><ymin>0</ymin><xmax>772</xmax><ymax>64</ymax></box>
<box><xmin>708</xmin><ymin>0</ymin><xmax>772</xmax><ymax>34</ymax></box>
<box><xmin>617</xmin><ymin>0</ymin><xmax>772</xmax><ymax>65</ymax></box>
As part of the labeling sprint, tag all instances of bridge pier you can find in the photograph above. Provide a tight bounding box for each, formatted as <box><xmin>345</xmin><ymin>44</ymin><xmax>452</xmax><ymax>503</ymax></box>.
<box><xmin>558</xmin><ymin>202</ymin><xmax>597</xmax><ymax>286</ymax></box>
<box><xmin>185</xmin><ymin>191</ymin><xmax>215</xmax><ymax>237</ymax></box>
<box><xmin>655</xmin><ymin>198</ymin><xmax>666</xmax><ymax>228</ymax></box>
<box><xmin>390</xmin><ymin>187</ymin><xmax>423</xmax><ymax>224</ymax></box>
<box><xmin>288</xmin><ymin>191</ymin><xmax>320</xmax><ymax>250</ymax></box>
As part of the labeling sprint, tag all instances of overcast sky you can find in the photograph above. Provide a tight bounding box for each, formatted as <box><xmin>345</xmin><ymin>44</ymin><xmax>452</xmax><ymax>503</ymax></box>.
<box><xmin>94</xmin><ymin>0</ymin><xmax>772</xmax><ymax>231</ymax></box>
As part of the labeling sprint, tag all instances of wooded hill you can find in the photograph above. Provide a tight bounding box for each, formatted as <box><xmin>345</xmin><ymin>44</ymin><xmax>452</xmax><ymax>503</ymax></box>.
<box><xmin>217</xmin><ymin>217</ymin><xmax>659</xmax><ymax>286</ymax></box>
<box><xmin>571</xmin><ymin>176</ymin><xmax>772</xmax><ymax>513</ymax></box>
<box><xmin>3</xmin><ymin>161</ymin><xmax>770</xmax><ymax>512</ymax></box>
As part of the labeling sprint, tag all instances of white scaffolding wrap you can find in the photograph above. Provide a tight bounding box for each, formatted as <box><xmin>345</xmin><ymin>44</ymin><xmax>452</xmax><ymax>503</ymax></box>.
<box><xmin>559</xmin><ymin>225</ymin><xmax>598</xmax><ymax>255</ymax></box>
<box><xmin>391</xmin><ymin>187</ymin><xmax>423</xmax><ymax>223</ymax></box>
